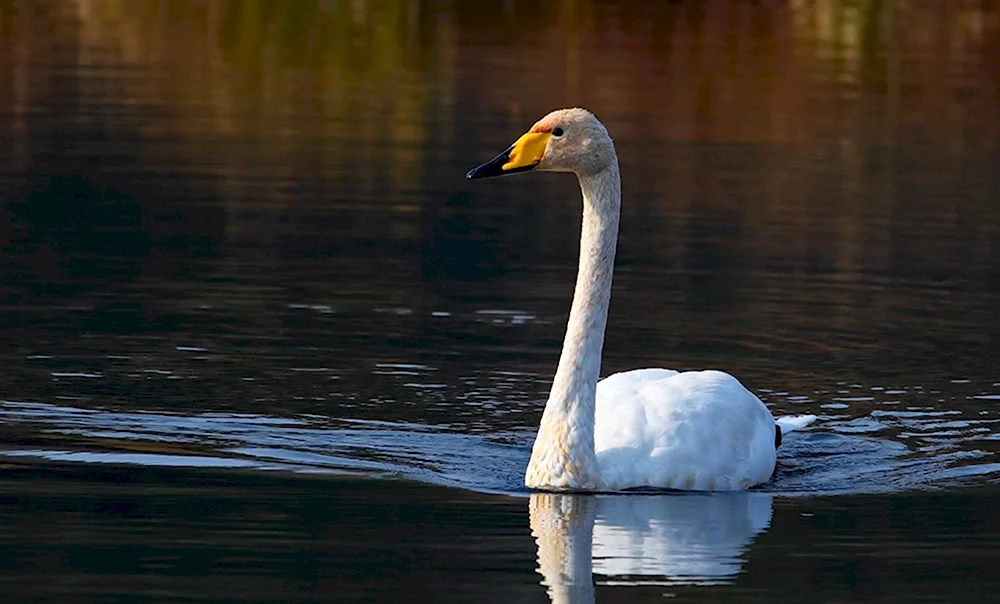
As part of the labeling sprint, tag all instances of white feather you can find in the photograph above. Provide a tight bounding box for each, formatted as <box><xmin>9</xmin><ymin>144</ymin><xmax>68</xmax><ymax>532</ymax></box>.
<box><xmin>775</xmin><ymin>414</ymin><xmax>818</xmax><ymax>433</ymax></box>
<box><xmin>594</xmin><ymin>369</ymin><xmax>780</xmax><ymax>491</ymax></box>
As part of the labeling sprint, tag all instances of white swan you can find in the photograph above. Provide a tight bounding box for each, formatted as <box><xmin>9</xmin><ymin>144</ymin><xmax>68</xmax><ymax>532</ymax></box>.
<box><xmin>467</xmin><ymin>108</ymin><xmax>815</xmax><ymax>491</ymax></box>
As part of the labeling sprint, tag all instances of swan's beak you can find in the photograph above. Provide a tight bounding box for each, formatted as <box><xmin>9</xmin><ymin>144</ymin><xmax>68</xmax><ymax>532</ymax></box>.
<box><xmin>466</xmin><ymin>132</ymin><xmax>552</xmax><ymax>179</ymax></box>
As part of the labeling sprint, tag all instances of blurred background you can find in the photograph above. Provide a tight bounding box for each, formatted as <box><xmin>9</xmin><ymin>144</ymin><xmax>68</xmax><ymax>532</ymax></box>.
<box><xmin>2</xmin><ymin>0</ymin><xmax>997</xmax><ymax>394</ymax></box>
<box><xmin>2</xmin><ymin>2</ymin><xmax>1000</xmax><ymax>603</ymax></box>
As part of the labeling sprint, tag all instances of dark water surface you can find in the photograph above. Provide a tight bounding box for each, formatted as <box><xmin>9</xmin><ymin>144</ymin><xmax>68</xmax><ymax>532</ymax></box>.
<box><xmin>2</xmin><ymin>1</ymin><xmax>1000</xmax><ymax>602</ymax></box>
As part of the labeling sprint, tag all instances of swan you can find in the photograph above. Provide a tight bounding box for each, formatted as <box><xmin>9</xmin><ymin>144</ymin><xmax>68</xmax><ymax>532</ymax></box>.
<box><xmin>467</xmin><ymin>108</ymin><xmax>815</xmax><ymax>491</ymax></box>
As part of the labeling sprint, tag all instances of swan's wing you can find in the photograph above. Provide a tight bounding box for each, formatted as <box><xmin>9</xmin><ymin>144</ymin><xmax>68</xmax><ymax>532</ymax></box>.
<box><xmin>594</xmin><ymin>370</ymin><xmax>776</xmax><ymax>490</ymax></box>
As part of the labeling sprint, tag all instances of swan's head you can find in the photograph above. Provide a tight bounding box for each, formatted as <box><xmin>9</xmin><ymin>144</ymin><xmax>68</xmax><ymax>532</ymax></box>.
<box><xmin>466</xmin><ymin>108</ymin><xmax>616</xmax><ymax>180</ymax></box>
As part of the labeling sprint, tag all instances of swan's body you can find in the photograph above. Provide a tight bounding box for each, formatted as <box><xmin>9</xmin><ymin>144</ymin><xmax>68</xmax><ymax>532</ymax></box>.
<box><xmin>594</xmin><ymin>369</ymin><xmax>778</xmax><ymax>491</ymax></box>
<box><xmin>467</xmin><ymin>108</ymin><xmax>814</xmax><ymax>492</ymax></box>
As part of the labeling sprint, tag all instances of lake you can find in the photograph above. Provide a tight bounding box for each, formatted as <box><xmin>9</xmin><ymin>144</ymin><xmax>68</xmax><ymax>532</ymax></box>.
<box><xmin>1</xmin><ymin>1</ymin><xmax>999</xmax><ymax>602</ymax></box>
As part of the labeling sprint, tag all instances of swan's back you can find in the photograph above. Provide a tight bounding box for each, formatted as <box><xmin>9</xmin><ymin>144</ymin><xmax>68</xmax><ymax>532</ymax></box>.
<box><xmin>594</xmin><ymin>369</ymin><xmax>777</xmax><ymax>491</ymax></box>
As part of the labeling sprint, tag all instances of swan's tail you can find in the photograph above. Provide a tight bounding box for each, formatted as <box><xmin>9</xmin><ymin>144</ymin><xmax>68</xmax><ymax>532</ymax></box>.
<box><xmin>776</xmin><ymin>414</ymin><xmax>817</xmax><ymax>434</ymax></box>
<box><xmin>774</xmin><ymin>414</ymin><xmax>817</xmax><ymax>448</ymax></box>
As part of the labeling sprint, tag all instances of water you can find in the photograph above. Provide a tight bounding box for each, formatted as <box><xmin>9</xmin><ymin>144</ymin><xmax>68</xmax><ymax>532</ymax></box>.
<box><xmin>2</xmin><ymin>0</ymin><xmax>1000</xmax><ymax>601</ymax></box>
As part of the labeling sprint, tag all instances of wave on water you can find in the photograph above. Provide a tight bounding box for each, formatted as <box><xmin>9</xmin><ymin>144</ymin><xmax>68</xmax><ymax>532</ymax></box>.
<box><xmin>2</xmin><ymin>399</ymin><xmax>999</xmax><ymax>496</ymax></box>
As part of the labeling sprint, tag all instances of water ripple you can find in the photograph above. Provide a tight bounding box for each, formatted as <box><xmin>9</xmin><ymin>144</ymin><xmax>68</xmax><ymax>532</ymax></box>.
<box><xmin>2</xmin><ymin>396</ymin><xmax>998</xmax><ymax>496</ymax></box>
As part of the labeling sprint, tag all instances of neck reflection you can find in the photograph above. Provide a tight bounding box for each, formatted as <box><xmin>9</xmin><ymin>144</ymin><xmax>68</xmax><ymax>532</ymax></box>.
<box><xmin>529</xmin><ymin>491</ymin><xmax>773</xmax><ymax>603</ymax></box>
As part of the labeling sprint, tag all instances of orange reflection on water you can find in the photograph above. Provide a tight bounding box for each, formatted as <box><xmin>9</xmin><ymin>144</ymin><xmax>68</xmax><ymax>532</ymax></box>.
<box><xmin>0</xmin><ymin>0</ymin><xmax>997</xmax><ymax>324</ymax></box>
<box><xmin>0</xmin><ymin>0</ymin><xmax>994</xmax><ymax>144</ymax></box>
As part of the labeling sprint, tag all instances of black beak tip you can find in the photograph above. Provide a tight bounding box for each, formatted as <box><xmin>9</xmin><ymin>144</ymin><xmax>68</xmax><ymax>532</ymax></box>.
<box><xmin>467</xmin><ymin>160</ymin><xmax>502</xmax><ymax>180</ymax></box>
<box><xmin>466</xmin><ymin>145</ymin><xmax>515</xmax><ymax>180</ymax></box>
<box><xmin>466</xmin><ymin>163</ymin><xmax>496</xmax><ymax>180</ymax></box>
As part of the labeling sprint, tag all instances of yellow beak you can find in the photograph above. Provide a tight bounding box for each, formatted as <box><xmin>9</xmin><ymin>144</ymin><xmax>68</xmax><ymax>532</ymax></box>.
<box><xmin>466</xmin><ymin>132</ymin><xmax>552</xmax><ymax>179</ymax></box>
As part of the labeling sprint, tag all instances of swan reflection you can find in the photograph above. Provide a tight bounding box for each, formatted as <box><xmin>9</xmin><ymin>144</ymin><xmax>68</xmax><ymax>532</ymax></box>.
<box><xmin>529</xmin><ymin>492</ymin><xmax>773</xmax><ymax>602</ymax></box>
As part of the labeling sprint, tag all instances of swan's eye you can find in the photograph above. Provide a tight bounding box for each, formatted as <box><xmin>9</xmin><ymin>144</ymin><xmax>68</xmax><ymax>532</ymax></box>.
<box><xmin>552</xmin><ymin>127</ymin><xmax>564</xmax><ymax>137</ymax></box>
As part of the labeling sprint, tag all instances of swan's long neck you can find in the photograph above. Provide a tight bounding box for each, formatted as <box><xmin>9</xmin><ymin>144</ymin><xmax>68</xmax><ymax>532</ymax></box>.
<box><xmin>526</xmin><ymin>162</ymin><xmax>621</xmax><ymax>490</ymax></box>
